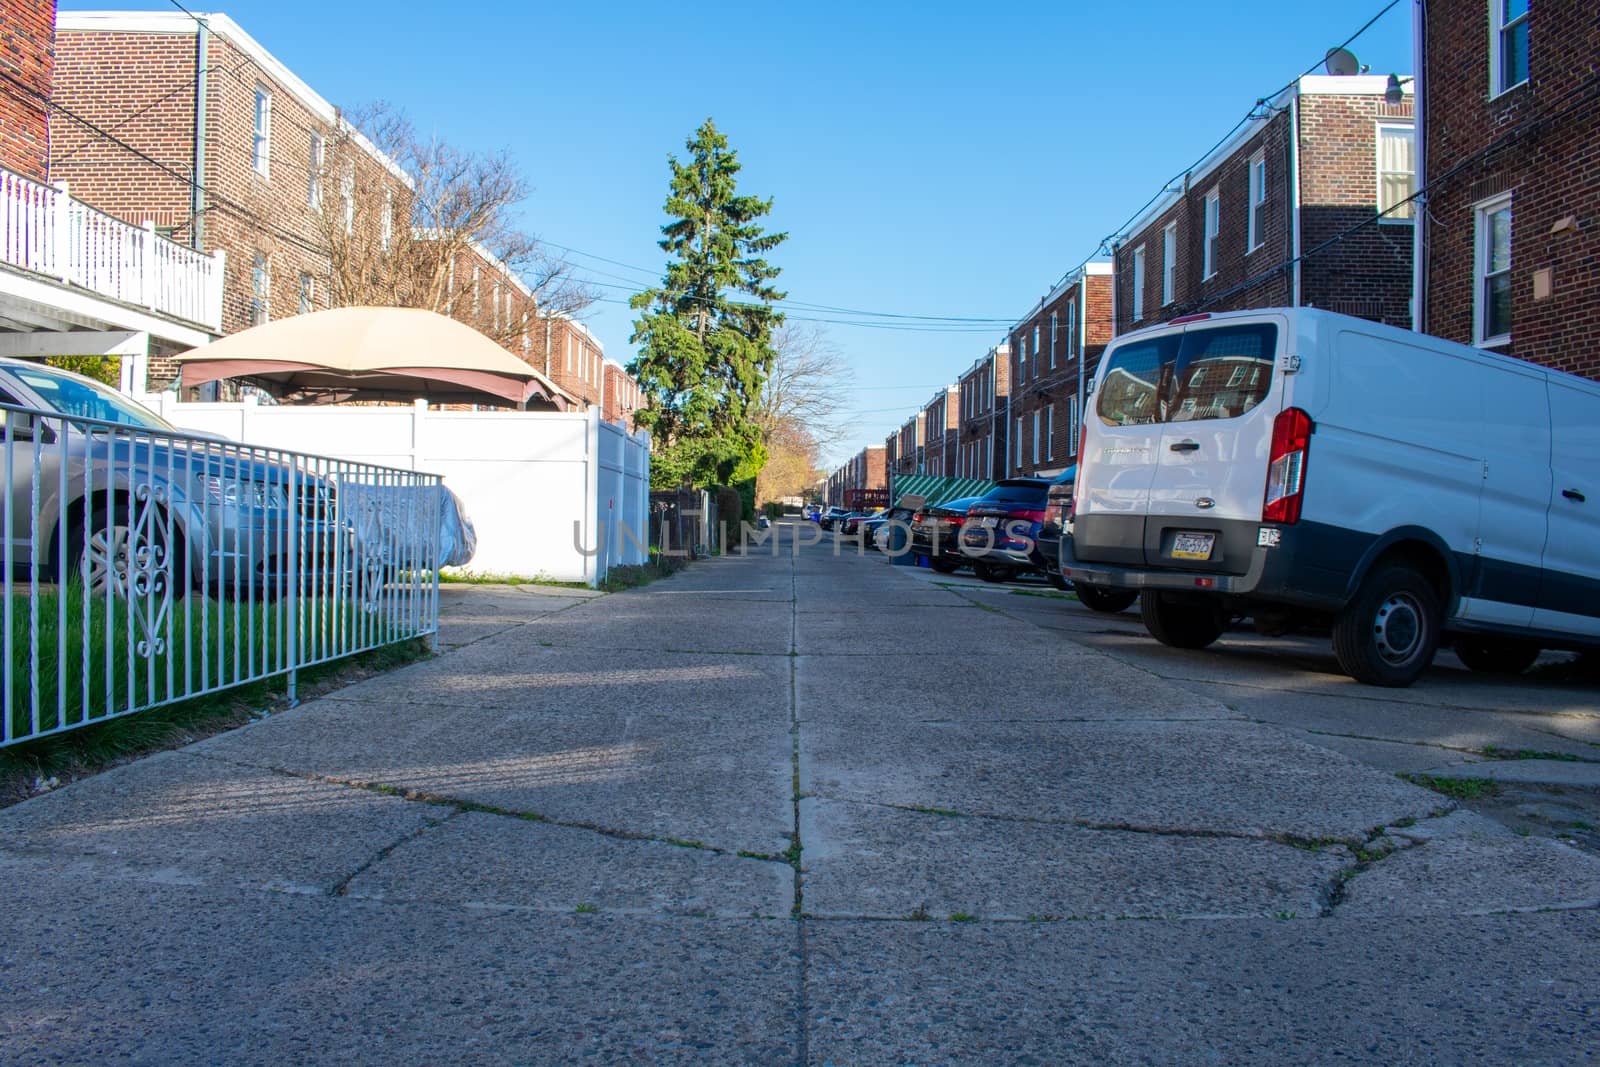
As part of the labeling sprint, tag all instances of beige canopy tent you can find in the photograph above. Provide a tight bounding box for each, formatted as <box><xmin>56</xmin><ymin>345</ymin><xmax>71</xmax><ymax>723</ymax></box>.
<box><xmin>175</xmin><ymin>306</ymin><xmax>575</xmax><ymax>408</ymax></box>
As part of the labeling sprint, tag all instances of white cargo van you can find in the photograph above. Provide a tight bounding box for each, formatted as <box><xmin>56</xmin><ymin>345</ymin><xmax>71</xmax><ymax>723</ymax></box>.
<box><xmin>1061</xmin><ymin>307</ymin><xmax>1600</xmax><ymax>687</ymax></box>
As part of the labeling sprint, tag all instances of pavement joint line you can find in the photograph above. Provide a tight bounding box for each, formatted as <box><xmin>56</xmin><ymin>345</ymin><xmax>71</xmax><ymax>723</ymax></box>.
<box><xmin>186</xmin><ymin>751</ymin><xmax>789</xmax><ymax>867</ymax></box>
<box><xmin>1290</xmin><ymin>724</ymin><xmax>1600</xmax><ymax>762</ymax></box>
<box><xmin>788</xmin><ymin>553</ymin><xmax>810</xmax><ymax>1067</ymax></box>
<box><xmin>819</xmin><ymin>794</ymin><xmax>1381</xmax><ymax>849</ymax></box>
<box><xmin>435</xmin><ymin>593</ymin><xmax>599</xmax><ymax>655</ymax></box>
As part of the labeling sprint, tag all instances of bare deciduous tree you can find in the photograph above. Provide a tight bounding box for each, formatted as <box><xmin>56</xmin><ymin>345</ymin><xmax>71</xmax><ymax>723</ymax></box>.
<box><xmin>310</xmin><ymin>103</ymin><xmax>594</xmax><ymax>347</ymax></box>
<box><xmin>755</xmin><ymin>323</ymin><xmax>851</xmax><ymax>504</ymax></box>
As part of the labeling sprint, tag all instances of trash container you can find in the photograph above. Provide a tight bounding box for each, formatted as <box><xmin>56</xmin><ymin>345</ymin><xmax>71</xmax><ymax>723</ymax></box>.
<box><xmin>886</xmin><ymin>519</ymin><xmax>917</xmax><ymax>567</ymax></box>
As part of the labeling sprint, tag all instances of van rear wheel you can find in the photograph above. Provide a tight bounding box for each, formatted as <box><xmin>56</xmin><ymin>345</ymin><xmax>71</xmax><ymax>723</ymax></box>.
<box><xmin>1076</xmin><ymin>583</ymin><xmax>1139</xmax><ymax>614</ymax></box>
<box><xmin>1332</xmin><ymin>564</ymin><xmax>1441</xmax><ymax>687</ymax></box>
<box><xmin>1141</xmin><ymin>594</ymin><xmax>1226</xmax><ymax>649</ymax></box>
<box><xmin>1454</xmin><ymin>637</ymin><xmax>1540</xmax><ymax>676</ymax></box>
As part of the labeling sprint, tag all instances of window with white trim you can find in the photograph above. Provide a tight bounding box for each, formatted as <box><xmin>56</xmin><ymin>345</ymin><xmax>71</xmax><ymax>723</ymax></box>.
<box><xmin>1131</xmin><ymin>245</ymin><xmax>1146</xmax><ymax>322</ymax></box>
<box><xmin>1162</xmin><ymin>221</ymin><xmax>1177</xmax><ymax>306</ymax></box>
<box><xmin>1066</xmin><ymin>300</ymin><xmax>1078</xmax><ymax>360</ymax></box>
<box><xmin>250</xmin><ymin>253</ymin><xmax>270</xmax><ymax>325</ymax></box>
<box><xmin>307</xmin><ymin>133</ymin><xmax>323</xmax><ymax>208</ymax></box>
<box><xmin>251</xmin><ymin>87</ymin><xmax>272</xmax><ymax>178</ymax></box>
<box><xmin>1032</xmin><ymin>326</ymin><xmax>1041</xmax><ymax>373</ymax></box>
<box><xmin>1377</xmin><ymin>123</ymin><xmax>1416</xmax><ymax>221</ymax></box>
<box><xmin>1490</xmin><ymin>0</ymin><xmax>1529</xmax><ymax>97</ymax></box>
<box><xmin>1067</xmin><ymin>397</ymin><xmax>1079</xmax><ymax>456</ymax></box>
<box><xmin>1247</xmin><ymin>151</ymin><xmax>1267</xmax><ymax>253</ymax></box>
<box><xmin>1049</xmin><ymin>312</ymin><xmax>1058</xmax><ymax>368</ymax></box>
<box><xmin>297</xmin><ymin>271</ymin><xmax>313</xmax><ymax>315</ymax></box>
<box><xmin>381</xmin><ymin>188</ymin><xmax>394</xmax><ymax>251</ymax></box>
<box><xmin>1032</xmin><ymin>411</ymin><xmax>1041</xmax><ymax>465</ymax></box>
<box><xmin>340</xmin><ymin>170</ymin><xmax>354</xmax><ymax>235</ymax></box>
<box><xmin>1016</xmin><ymin>415</ymin><xmax>1023</xmax><ymax>466</ymax></box>
<box><xmin>1203</xmin><ymin>189</ymin><xmax>1220</xmax><ymax>279</ymax></box>
<box><xmin>1474</xmin><ymin>193</ymin><xmax>1513</xmax><ymax>346</ymax></box>
<box><xmin>1046</xmin><ymin>403</ymin><xmax>1054</xmax><ymax>460</ymax></box>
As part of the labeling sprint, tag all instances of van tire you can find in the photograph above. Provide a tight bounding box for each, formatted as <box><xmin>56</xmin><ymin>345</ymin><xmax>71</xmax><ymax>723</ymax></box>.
<box><xmin>1141</xmin><ymin>594</ymin><xmax>1226</xmax><ymax>649</ymax></box>
<box><xmin>1076</xmin><ymin>584</ymin><xmax>1139</xmax><ymax>614</ymax></box>
<box><xmin>1332</xmin><ymin>564</ymin><xmax>1441</xmax><ymax>687</ymax></box>
<box><xmin>1454</xmin><ymin>637</ymin><xmax>1540</xmax><ymax>676</ymax></box>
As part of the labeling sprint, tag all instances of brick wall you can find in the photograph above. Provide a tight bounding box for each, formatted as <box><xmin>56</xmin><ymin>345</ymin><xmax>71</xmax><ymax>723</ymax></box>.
<box><xmin>538</xmin><ymin>314</ymin><xmax>604</xmax><ymax>407</ymax></box>
<box><xmin>603</xmin><ymin>361</ymin><xmax>641</xmax><ymax>430</ymax></box>
<box><xmin>1007</xmin><ymin>273</ymin><xmax>1109</xmax><ymax>476</ymax></box>
<box><xmin>0</xmin><ymin>0</ymin><xmax>54</xmax><ymax>180</ymax></box>
<box><xmin>1298</xmin><ymin>92</ymin><xmax>1415</xmax><ymax>327</ymax></box>
<box><xmin>922</xmin><ymin>387</ymin><xmax>957</xmax><ymax>476</ymax></box>
<box><xmin>954</xmin><ymin>344</ymin><xmax>1009</xmax><ymax>480</ymax></box>
<box><xmin>1113</xmin><ymin>87</ymin><xmax>1414</xmax><ymax>337</ymax></box>
<box><xmin>1421</xmin><ymin>0</ymin><xmax>1600</xmax><ymax>378</ymax></box>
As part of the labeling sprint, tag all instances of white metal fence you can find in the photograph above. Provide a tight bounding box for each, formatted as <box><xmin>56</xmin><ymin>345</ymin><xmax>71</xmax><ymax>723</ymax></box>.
<box><xmin>2</xmin><ymin>403</ymin><xmax>441</xmax><ymax>747</ymax></box>
<box><xmin>0</xmin><ymin>167</ymin><xmax>225</xmax><ymax>332</ymax></box>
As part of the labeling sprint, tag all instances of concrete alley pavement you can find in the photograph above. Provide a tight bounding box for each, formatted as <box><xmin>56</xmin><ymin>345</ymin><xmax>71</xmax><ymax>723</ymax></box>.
<box><xmin>2</xmin><ymin>523</ymin><xmax>1598</xmax><ymax>1064</ymax></box>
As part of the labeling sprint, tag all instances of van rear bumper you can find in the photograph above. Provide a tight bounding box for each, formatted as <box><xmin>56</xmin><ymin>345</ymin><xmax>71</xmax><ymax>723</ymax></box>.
<box><xmin>1061</xmin><ymin>521</ymin><xmax>1360</xmax><ymax>610</ymax></box>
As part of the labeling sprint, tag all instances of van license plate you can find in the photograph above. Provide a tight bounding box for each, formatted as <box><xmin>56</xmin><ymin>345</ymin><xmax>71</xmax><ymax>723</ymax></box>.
<box><xmin>1171</xmin><ymin>532</ymin><xmax>1216</xmax><ymax>560</ymax></box>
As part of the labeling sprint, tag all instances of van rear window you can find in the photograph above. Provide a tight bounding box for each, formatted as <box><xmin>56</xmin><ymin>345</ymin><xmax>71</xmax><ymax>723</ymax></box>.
<box><xmin>1096</xmin><ymin>324</ymin><xmax>1277</xmax><ymax>426</ymax></box>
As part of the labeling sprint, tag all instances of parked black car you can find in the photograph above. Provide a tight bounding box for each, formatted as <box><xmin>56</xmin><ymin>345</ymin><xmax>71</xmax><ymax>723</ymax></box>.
<box><xmin>957</xmin><ymin>477</ymin><xmax>1058</xmax><ymax>583</ymax></box>
<box><xmin>910</xmin><ymin>496</ymin><xmax>983</xmax><ymax>573</ymax></box>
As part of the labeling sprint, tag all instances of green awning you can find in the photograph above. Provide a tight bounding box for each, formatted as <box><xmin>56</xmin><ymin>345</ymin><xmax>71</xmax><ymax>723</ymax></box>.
<box><xmin>888</xmin><ymin>474</ymin><xmax>995</xmax><ymax>508</ymax></box>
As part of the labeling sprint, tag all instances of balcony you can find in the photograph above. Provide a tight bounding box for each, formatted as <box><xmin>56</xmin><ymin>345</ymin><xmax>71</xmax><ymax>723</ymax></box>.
<box><xmin>0</xmin><ymin>167</ymin><xmax>224</xmax><ymax>334</ymax></box>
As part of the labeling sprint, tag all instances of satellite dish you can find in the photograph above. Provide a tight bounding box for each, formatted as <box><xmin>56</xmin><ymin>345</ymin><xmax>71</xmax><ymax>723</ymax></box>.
<box><xmin>1324</xmin><ymin>47</ymin><xmax>1361</xmax><ymax>76</ymax></box>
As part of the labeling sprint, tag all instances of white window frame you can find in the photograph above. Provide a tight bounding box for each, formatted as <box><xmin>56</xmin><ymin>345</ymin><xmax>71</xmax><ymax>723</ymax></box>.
<box><xmin>1049</xmin><ymin>312</ymin><xmax>1057</xmax><ymax>368</ymax></box>
<box><xmin>1131</xmin><ymin>245</ymin><xmax>1146</xmax><ymax>322</ymax></box>
<box><xmin>307</xmin><ymin>132</ymin><xmax>323</xmax><ymax>209</ymax></box>
<box><xmin>1162</xmin><ymin>221</ymin><xmax>1177</xmax><ymax>306</ymax></box>
<box><xmin>1015</xmin><ymin>415</ymin><xmax>1023</xmax><ymax>466</ymax></box>
<box><xmin>1473</xmin><ymin>191</ymin><xmax>1513</xmax><ymax>347</ymax></box>
<box><xmin>1046</xmin><ymin>403</ymin><xmax>1054</xmax><ymax>460</ymax></box>
<box><xmin>1067</xmin><ymin>397</ymin><xmax>1079</xmax><ymax>456</ymax></box>
<box><xmin>251</xmin><ymin>86</ymin><xmax>272</xmax><ymax>178</ymax></box>
<box><xmin>297</xmin><ymin>271</ymin><xmax>313</xmax><ymax>315</ymax></box>
<box><xmin>1247</xmin><ymin>151</ymin><xmax>1267</xmax><ymax>253</ymax></box>
<box><xmin>381</xmin><ymin>188</ymin><xmax>393</xmax><ymax>251</ymax></box>
<box><xmin>1203</xmin><ymin>189</ymin><xmax>1220</xmax><ymax>279</ymax></box>
<box><xmin>1066</xmin><ymin>300</ymin><xmax>1078</xmax><ymax>361</ymax></box>
<box><xmin>1376</xmin><ymin>122</ymin><xmax>1417</xmax><ymax>222</ymax></box>
<box><xmin>1488</xmin><ymin>0</ymin><xmax>1530</xmax><ymax>99</ymax></box>
<box><xmin>1032</xmin><ymin>326</ymin><xmax>1041</xmax><ymax>371</ymax></box>
<box><xmin>1032</xmin><ymin>411</ymin><xmax>1041</xmax><ymax>465</ymax></box>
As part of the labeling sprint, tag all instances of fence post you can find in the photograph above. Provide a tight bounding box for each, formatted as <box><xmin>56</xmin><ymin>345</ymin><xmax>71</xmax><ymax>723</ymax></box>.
<box><xmin>51</xmin><ymin>181</ymin><xmax>71</xmax><ymax>282</ymax></box>
<box><xmin>141</xmin><ymin>221</ymin><xmax>158</xmax><ymax>309</ymax></box>
<box><xmin>285</xmin><ymin>459</ymin><xmax>299</xmax><ymax>706</ymax></box>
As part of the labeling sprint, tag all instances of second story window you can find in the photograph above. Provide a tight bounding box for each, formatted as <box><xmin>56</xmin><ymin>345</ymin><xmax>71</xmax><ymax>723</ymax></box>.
<box><xmin>340</xmin><ymin>171</ymin><xmax>354</xmax><ymax>236</ymax></box>
<box><xmin>251</xmin><ymin>253</ymin><xmax>270</xmax><ymax>325</ymax></box>
<box><xmin>1377</xmin><ymin>124</ymin><xmax>1416</xmax><ymax>220</ymax></box>
<box><xmin>1050</xmin><ymin>312</ymin><xmax>1058</xmax><ymax>367</ymax></box>
<box><xmin>1203</xmin><ymin>189</ymin><xmax>1220</xmax><ymax>280</ymax></box>
<box><xmin>307</xmin><ymin>133</ymin><xmax>323</xmax><ymax>208</ymax></box>
<box><xmin>1491</xmin><ymin>0</ymin><xmax>1529</xmax><ymax>97</ymax></box>
<box><xmin>297</xmin><ymin>272</ymin><xmax>314</xmax><ymax>315</ymax></box>
<box><xmin>1163</xmin><ymin>221</ymin><xmax>1177</xmax><ymax>306</ymax></box>
<box><xmin>252</xmin><ymin>86</ymin><xmax>272</xmax><ymax>178</ymax></box>
<box><xmin>1247</xmin><ymin>151</ymin><xmax>1267</xmax><ymax>253</ymax></box>
<box><xmin>1131</xmin><ymin>245</ymin><xmax>1146</xmax><ymax>322</ymax></box>
<box><xmin>381</xmin><ymin>189</ymin><xmax>393</xmax><ymax>251</ymax></box>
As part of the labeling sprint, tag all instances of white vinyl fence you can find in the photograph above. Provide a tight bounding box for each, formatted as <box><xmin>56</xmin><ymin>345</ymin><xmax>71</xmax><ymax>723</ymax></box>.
<box><xmin>143</xmin><ymin>397</ymin><xmax>651</xmax><ymax>585</ymax></box>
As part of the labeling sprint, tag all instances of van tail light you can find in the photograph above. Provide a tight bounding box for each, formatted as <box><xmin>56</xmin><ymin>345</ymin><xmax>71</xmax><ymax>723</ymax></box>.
<box><xmin>1263</xmin><ymin>407</ymin><xmax>1313</xmax><ymax>524</ymax></box>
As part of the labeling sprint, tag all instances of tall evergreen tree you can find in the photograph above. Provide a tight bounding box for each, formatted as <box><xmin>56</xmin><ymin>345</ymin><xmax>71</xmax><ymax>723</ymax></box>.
<box><xmin>629</xmin><ymin>119</ymin><xmax>787</xmax><ymax>489</ymax></box>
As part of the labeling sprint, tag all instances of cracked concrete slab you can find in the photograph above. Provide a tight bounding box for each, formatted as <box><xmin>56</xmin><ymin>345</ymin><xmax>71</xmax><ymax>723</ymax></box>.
<box><xmin>0</xmin><ymin>860</ymin><xmax>800</xmax><ymax>1065</ymax></box>
<box><xmin>1420</xmin><ymin>758</ymin><xmax>1600</xmax><ymax>788</ymax></box>
<box><xmin>804</xmin><ymin>913</ymin><xmax>1600</xmax><ymax>1065</ymax></box>
<box><xmin>801</xmin><ymin>719</ymin><xmax>1442</xmax><ymax>840</ymax></box>
<box><xmin>327</xmin><ymin>643</ymin><xmax>792</xmax><ymax>716</ymax></box>
<box><xmin>795</xmin><ymin>651</ymin><xmax>1230</xmax><ymax>723</ymax></box>
<box><xmin>1339</xmin><ymin>811</ymin><xmax>1600</xmax><ymax>916</ymax></box>
<box><xmin>344</xmin><ymin>810</ymin><xmax>792</xmax><ymax>917</ymax></box>
<box><xmin>1281</xmin><ymin>730</ymin><xmax>1490</xmax><ymax>774</ymax></box>
<box><xmin>0</xmin><ymin>750</ymin><xmax>437</xmax><ymax>894</ymax></box>
<box><xmin>193</xmin><ymin>699</ymin><xmax>795</xmax><ymax>856</ymax></box>
<box><xmin>800</xmin><ymin>797</ymin><xmax>1343</xmax><ymax>920</ymax></box>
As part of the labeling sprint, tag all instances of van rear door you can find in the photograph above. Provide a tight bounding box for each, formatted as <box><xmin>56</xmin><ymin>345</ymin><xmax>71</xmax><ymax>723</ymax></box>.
<box><xmin>1074</xmin><ymin>328</ymin><xmax>1184</xmax><ymax>567</ymax></box>
<box><xmin>1533</xmin><ymin>377</ymin><xmax>1600</xmax><ymax>638</ymax></box>
<box><xmin>1144</xmin><ymin>318</ymin><xmax>1284</xmax><ymax>573</ymax></box>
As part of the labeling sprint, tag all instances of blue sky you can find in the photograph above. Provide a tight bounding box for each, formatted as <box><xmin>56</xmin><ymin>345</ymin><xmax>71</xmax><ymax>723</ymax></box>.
<box><xmin>70</xmin><ymin>1</ymin><xmax>1413</xmax><ymax>467</ymax></box>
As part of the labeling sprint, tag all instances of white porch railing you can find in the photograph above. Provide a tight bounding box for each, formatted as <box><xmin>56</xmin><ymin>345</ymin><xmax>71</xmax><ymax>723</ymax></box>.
<box><xmin>0</xmin><ymin>167</ymin><xmax>224</xmax><ymax>333</ymax></box>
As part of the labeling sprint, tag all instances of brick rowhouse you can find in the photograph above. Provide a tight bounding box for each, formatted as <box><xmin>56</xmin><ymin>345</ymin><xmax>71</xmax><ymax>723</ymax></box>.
<box><xmin>0</xmin><ymin>0</ymin><xmax>53</xmax><ymax>180</ymax></box>
<box><xmin>1007</xmin><ymin>264</ymin><xmax>1111</xmax><ymax>477</ymax></box>
<box><xmin>1112</xmin><ymin>75</ymin><xmax>1416</xmax><ymax>337</ymax></box>
<box><xmin>921</xmin><ymin>385</ymin><xmax>957</xmax><ymax>477</ymax></box>
<box><xmin>955</xmin><ymin>343</ymin><xmax>1009</xmax><ymax>481</ymax></box>
<box><xmin>1416</xmin><ymin>0</ymin><xmax>1600</xmax><ymax>379</ymax></box>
